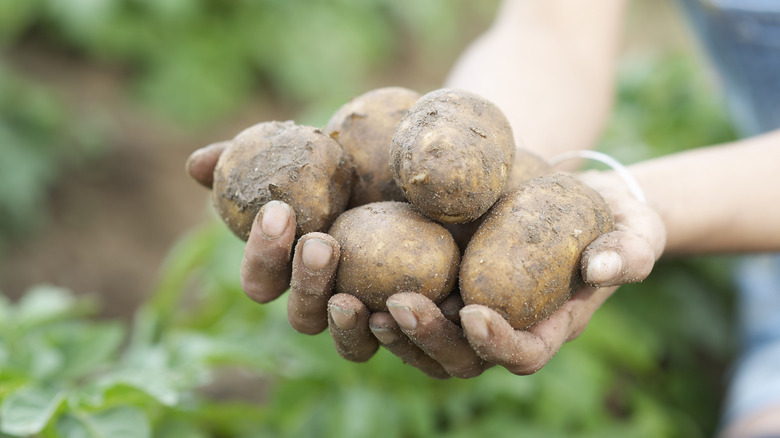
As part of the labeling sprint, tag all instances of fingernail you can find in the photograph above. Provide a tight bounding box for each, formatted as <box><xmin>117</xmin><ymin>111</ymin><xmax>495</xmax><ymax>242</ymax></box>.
<box><xmin>260</xmin><ymin>201</ymin><xmax>290</xmax><ymax>238</ymax></box>
<box><xmin>587</xmin><ymin>250</ymin><xmax>623</xmax><ymax>284</ymax></box>
<box><xmin>302</xmin><ymin>238</ymin><xmax>332</xmax><ymax>271</ymax></box>
<box><xmin>387</xmin><ymin>303</ymin><xmax>417</xmax><ymax>331</ymax></box>
<box><xmin>330</xmin><ymin>305</ymin><xmax>357</xmax><ymax>330</ymax></box>
<box><xmin>371</xmin><ymin>326</ymin><xmax>400</xmax><ymax>345</ymax></box>
<box><xmin>460</xmin><ymin>308</ymin><xmax>489</xmax><ymax>341</ymax></box>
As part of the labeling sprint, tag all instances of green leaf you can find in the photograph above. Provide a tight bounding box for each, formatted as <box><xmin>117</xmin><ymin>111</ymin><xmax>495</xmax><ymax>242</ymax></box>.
<box><xmin>26</xmin><ymin>335</ymin><xmax>65</xmax><ymax>381</ymax></box>
<box><xmin>14</xmin><ymin>285</ymin><xmax>93</xmax><ymax>330</ymax></box>
<box><xmin>152</xmin><ymin>418</ymin><xmax>209</xmax><ymax>438</ymax></box>
<box><xmin>0</xmin><ymin>385</ymin><xmax>65</xmax><ymax>436</ymax></box>
<box><xmin>56</xmin><ymin>407</ymin><xmax>150</xmax><ymax>438</ymax></box>
<box><xmin>97</xmin><ymin>369</ymin><xmax>180</xmax><ymax>407</ymax></box>
<box><xmin>49</xmin><ymin>321</ymin><xmax>125</xmax><ymax>380</ymax></box>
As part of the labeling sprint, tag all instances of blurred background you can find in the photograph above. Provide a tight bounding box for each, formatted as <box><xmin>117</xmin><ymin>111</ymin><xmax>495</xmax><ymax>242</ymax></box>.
<box><xmin>0</xmin><ymin>1</ymin><xmax>740</xmax><ymax>437</ymax></box>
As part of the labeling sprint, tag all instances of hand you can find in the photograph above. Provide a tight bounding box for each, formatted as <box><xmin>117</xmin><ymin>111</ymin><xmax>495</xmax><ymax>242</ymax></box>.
<box><xmin>326</xmin><ymin>170</ymin><xmax>666</xmax><ymax>378</ymax></box>
<box><xmin>187</xmin><ymin>141</ymin><xmax>484</xmax><ymax>372</ymax></box>
<box><xmin>186</xmin><ymin>142</ymin><xmax>342</xmax><ymax>335</ymax></box>
<box><xmin>189</xmin><ymin>144</ymin><xmax>665</xmax><ymax>378</ymax></box>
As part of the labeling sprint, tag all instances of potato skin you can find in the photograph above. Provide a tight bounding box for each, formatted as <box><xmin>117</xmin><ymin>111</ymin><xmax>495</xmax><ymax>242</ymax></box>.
<box><xmin>390</xmin><ymin>88</ymin><xmax>516</xmax><ymax>224</ymax></box>
<box><xmin>326</xmin><ymin>87</ymin><xmax>421</xmax><ymax>207</ymax></box>
<box><xmin>212</xmin><ymin>121</ymin><xmax>353</xmax><ymax>241</ymax></box>
<box><xmin>329</xmin><ymin>202</ymin><xmax>460</xmax><ymax>312</ymax></box>
<box><xmin>459</xmin><ymin>174</ymin><xmax>614</xmax><ymax>330</ymax></box>
<box><xmin>505</xmin><ymin>149</ymin><xmax>554</xmax><ymax>189</ymax></box>
<box><xmin>445</xmin><ymin>148</ymin><xmax>553</xmax><ymax>252</ymax></box>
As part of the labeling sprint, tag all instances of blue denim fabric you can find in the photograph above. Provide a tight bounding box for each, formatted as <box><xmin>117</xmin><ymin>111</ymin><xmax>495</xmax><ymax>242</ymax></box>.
<box><xmin>677</xmin><ymin>0</ymin><xmax>780</xmax><ymax>136</ymax></box>
<box><xmin>721</xmin><ymin>254</ymin><xmax>780</xmax><ymax>425</ymax></box>
<box><xmin>676</xmin><ymin>0</ymin><xmax>780</xmax><ymax>428</ymax></box>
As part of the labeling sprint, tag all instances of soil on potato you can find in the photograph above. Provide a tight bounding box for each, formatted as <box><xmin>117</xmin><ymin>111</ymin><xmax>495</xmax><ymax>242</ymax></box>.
<box><xmin>212</xmin><ymin>121</ymin><xmax>352</xmax><ymax>241</ymax></box>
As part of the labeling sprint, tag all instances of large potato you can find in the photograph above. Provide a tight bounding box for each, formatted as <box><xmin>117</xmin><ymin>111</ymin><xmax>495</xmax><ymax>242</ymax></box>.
<box><xmin>329</xmin><ymin>202</ymin><xmax>460</xmax><ymax>312</ymax></box>
<box><xmin>212</xmin><ymin>121</ymin><xmax>353</xmax><ymax>240</ymax></box>
<box><xmin>326</xmin><ymin>87</ymin><xmax>421</xmax><ymax>207</ymax></box>
<box><xmin>459</xmin><ymin>174</ymin><xmax>614</xmax><ymax>329</ymax></box>
<box><xmin>390</xmin><ymin>88</ymin><xmax>515</xmax><ymax>224</ymax></box>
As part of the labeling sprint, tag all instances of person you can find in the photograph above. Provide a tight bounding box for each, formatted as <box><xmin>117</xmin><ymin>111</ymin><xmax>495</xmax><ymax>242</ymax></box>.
<box><xmin>186</xmin><ymin>0</ymin><xmax>780</xmax><ymax>436</ymax></box>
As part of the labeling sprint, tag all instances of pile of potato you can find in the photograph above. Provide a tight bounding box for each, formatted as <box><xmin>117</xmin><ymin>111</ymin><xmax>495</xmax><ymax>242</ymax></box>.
<box><xmin>210</xmin><ymin>87</ymin><xmax>613</xmax><ymax>329</ymax></box>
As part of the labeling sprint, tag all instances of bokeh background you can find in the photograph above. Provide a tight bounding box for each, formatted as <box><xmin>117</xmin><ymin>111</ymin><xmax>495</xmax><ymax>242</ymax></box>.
<box><xmin>0</xmin><ymin>1</ymin><xmax>740</xmax><ymax>437</ymax></box>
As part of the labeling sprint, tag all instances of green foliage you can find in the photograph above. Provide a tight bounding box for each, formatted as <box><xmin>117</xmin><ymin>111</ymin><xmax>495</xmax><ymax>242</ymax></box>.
<box><xmin>599</xmin><ymin>52</ymin><xmax>737</xmax><ymax>163</ymax></box>
<box><xmin>0</xmin><ymin>0</ymin><xmax>497</xmax><ymax>126</ymax></box>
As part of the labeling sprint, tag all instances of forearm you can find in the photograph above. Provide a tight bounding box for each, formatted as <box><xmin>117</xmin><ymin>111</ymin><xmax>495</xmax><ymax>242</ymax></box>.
<box><xmin>444</xmin><ymin>0</ymin><xmax>626</xmax><ymax>162</ymax></box>
<box><xmin>630</xmin><ymin>129</ymin><xmax>780</xmax><ymax>254</ymax></box>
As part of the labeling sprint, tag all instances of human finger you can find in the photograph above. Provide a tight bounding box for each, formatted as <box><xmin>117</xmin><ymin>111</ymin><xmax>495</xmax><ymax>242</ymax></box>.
<box><xmin>582</xmin><ymin>229</ymin><xmax>657</xmax><ymax>286</ymax></box>
<box><xmin>369</xmin><ymin>313</ymin><xmax>450</xmax><ymax>379</ymax></box>
<box><xmin>578</xmin><ymin>171</ymin><xmax>666</xmax><ymax>287</ymax></box>
<box><xmin>287</xmin><ymin>233</ymin><xmax>339</xmax><ymax>335</ymax></box>
<box><xmin>327</xmin><ymin>293</ymin><xmax>379</xmax><ymax>362</ymax></box>
<box><xmin>185</xmin><ymin>141</ymin><xmax>230</xmax><ymax>188</ymax></box>
<box><xmin>240</xmin><ymin>201</ymin><xmax>296</xmax><ymax>303</ymax></box>
<box><xmin>460</xmin><ymin>285</ymin><xmax>617</xmax><ymax>375</ymax></box>
<box><xmin>386</xmin><ymin>293</ymin><xmax>487</xmax><ymax>378</ymax></box>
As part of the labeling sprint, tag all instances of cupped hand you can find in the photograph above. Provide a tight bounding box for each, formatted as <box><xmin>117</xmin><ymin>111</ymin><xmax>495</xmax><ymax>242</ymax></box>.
<box><xmin>189</xmin><ymin>144</ymin><xmax>666</xmax><ymax>379</ymax></box>
<box><xmin>326</xmin><ymin>170</ymin><xmax>666</xmax><ymax>379</ymax></box>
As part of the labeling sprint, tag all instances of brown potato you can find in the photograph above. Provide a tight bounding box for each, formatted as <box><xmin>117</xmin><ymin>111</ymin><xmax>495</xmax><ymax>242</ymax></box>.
<box><xmin>445</xmin><ymin>148</ymin><xmax>553</xmax><ymax>252</ymax></box>
<box><xmin>329</xmin><ymin>202</ymin><xmax>460</xmax><ymax>312</ymax></box>
<box><xmin>390</xmin><ymin>88</ymin><xmax>516</xmax><ymax>224</ymax></box>
<box><xmin>459</xmin><ymin>173</ymin><xmax>614</xmax><ymax>330</ymax></box>
<box><xmin>505</xmin><ymin>148</ymin><xmax>554</xmax><ymax>189</ymax></box>
<box><xmin>212</xmin><ymin>121</ymin><xmax>353</xmax><ymax>241</ymax></box>
<box><xmin>326</xmin><ymin>87</ymin><xmax>421</xmax><ymax>207</ymax></box>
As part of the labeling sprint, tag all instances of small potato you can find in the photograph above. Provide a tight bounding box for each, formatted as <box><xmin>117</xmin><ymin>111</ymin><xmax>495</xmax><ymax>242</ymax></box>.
<box><xmin>329</xmin><ymin>202</ymin><xmax>460</xmax><ymax>312</ymax></box>
<box><xmin>391</xmin><ymin>88</ymin><xmax>516</xmax><ymax>224</ymax></box>
<box><xmin>459</xmin><ymin>174</ymin><xmax>614</xmax><ymax>330</ymax></box>
<box><xmin>326</xmin><ymin>87</ymin><xmax>421</xmax><ymax>207</ymax></box>
<box><xmin>212</xmin><ymin>121</ymin><xmax>353</xmax><ymax>240</ymax></box>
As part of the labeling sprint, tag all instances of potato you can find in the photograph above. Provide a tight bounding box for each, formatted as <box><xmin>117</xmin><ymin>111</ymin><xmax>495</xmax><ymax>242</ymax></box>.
<box><xmin>459</xmin><ymin>174</ymin><xmax>614</xmax><ymax>330</ymax></box>
<box><xmin>326</xmin><ymin>87</ymin><xmax>421</xmax><ymax>207</ymax></box>
<box><xmin>506</xmin><ymin>148</ymin><xmax>554</xmax><ymax>189</ymax></box>
<box><xmin>445</xmin><ymin>148</ymin><xmax>553</xmax><ymax>252</ymax></box>
<box><xmin>390</xmin><ymin>88</ymin><xmax>516</xmax><ymax>224</ymax></box>
<box><xmin>212</xmin><ymin>121</ymin><xmax>353</xmax><ymax>241</ymax></box>
<box><xmin>329</xmin><ymin>201</ymin><xmax>460</xmax><ymax>312</ymax></box>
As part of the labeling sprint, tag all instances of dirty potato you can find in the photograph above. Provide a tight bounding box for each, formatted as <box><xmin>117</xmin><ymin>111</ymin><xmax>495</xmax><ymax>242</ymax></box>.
<box><xmin>326</xmin><ymin>87</ymin><xmax>421</xmax><ymax>207</ymax></box>
<box><xmin>459</xmin><ymin>173</ymin><xmax>614</xmax><ymax>329</ymax></box>
<box><xmin>329</xmin><ymin>201</ymin><xmax>460</xmax><ymax>312</ymax></box>
<box><xmin>390</xmin><ymin>88</ymin><xmax>516</xmax><ymax>224</ymax></box>
<box><xmin>212</xmin><ymin>121</ymin><xmax>353</xmax><ymax>240</ymax></box>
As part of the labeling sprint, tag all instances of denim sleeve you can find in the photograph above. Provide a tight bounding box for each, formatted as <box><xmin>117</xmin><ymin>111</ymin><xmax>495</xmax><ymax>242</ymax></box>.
<box><xmin>676</xmin><ymin>0</ymin><xmax>780</xmax><ymax>137</ymax></box>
